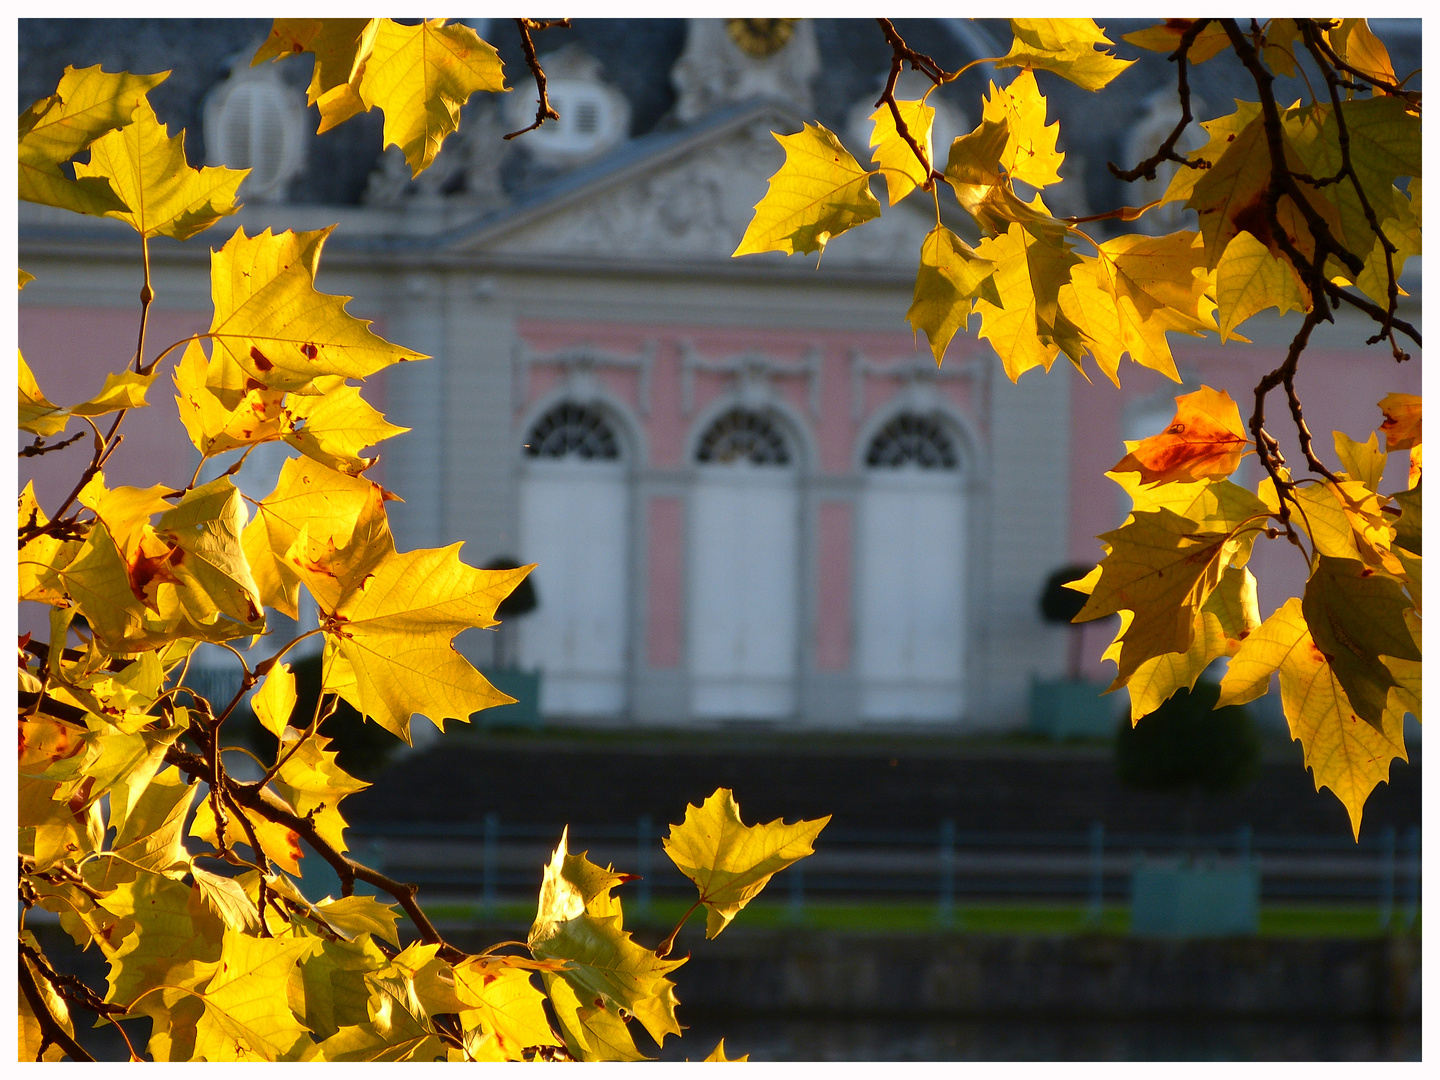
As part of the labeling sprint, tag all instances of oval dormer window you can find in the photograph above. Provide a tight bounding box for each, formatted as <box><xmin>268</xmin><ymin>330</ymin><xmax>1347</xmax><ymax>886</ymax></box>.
<box><xmin>204</xmin><ymin>67</ymin><xmax>307</xmax><ymax>203</ymax></box>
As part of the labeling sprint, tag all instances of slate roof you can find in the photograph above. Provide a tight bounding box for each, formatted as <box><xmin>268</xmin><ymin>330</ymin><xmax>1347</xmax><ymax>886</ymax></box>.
<box><xmin>19</xmin><ymin>18</ymin><xmax>1423</xmax><ymax>224</ymax></box>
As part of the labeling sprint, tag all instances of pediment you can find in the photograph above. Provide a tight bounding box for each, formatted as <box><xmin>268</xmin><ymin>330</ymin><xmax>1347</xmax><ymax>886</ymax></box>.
<box><xmin>450</xmin><ymin>102</ymin><xmax>937</xmax><ymax>272</ymax></box>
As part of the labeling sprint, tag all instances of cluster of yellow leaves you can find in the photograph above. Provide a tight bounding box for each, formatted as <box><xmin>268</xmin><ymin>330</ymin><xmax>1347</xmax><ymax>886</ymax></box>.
<box><xmin>1066</xmin><ymin>388</ymin><xmax>1421</xmax><ymax>837</ymax></box>
<box><xmin>734</xmin><ymin>17</ymin><xmax>1421</xmax><ymax>838</ymax></box>
<box><xmin>20</xmin><ymin>34</ymin><xmax>827</xmax><ymax>1062</ymax></box>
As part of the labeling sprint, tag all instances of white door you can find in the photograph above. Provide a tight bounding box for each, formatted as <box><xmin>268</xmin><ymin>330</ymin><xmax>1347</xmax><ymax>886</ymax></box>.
<box><xmin>857</xmin><ymin>469</ymin><xmax>966</xmax><ymax>720</ymax></box>
<box><xmin>688</xmin><ymin>466</ymin><xmax>799</xmax><ymax>718</ymax></box>
<box><xmin>518</xmin><ymin>459</ymin><xmax>628</xmax><ymax>716</ymax></box>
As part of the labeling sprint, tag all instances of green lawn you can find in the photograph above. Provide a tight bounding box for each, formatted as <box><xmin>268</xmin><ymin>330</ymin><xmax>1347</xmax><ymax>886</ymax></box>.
<box><xmin>425</xmin><ymin>898</ymin><xmax>1417</xmax><ymax>938</ymax></box>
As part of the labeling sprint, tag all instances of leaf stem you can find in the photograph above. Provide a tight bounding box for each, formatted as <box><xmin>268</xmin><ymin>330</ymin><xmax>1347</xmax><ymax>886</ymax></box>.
<box><xmin>654</xmin><ymin>898</ymin><xmax>703</xmax><ymax>959</ymax></box>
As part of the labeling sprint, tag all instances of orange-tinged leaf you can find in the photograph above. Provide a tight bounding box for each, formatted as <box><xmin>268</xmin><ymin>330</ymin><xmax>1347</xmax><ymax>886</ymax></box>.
<box><xmin>662</xmin><ymin>788</ymin><xmax>829</xmax><ymax>939</ymax></box>
<box><xmin>1219</xmin><ymin>598</ymin><xmax>1406</xmax><ymax>839</ymax></box>
<box><xmin>734</xmin><ymin>122</ymin><xmax>881</xmax><ymax>258</ymax></box>
<box><xmin>868</xmin><ymin>98</ymin><xmax>935</xmax><ymax>205</ymax></box>
<box><xmin>1378</xmin><ymin>393</ymin><xmax>1420</xmax><ymax>451</ymax></box>
<box><xmin>190</xmin><ymin>796</ymin><xmax>304</xmax><ymax>876</ymax></box>
<box><xmin>1112</xmin><ymin>386</ymin><xmax>1251</xmax><ymax>484</ymax></box>
<box><xmin>1123</xmin><ymin>20</ymin><xmax>1232</xmax><ymax>65</ymax></box>
<box><xmin>1325</xmin><ymin>19</ymin><xmax>1397</xmax><ymax>90</ymax></box>
<box><xmin>75</xmin><ymin>97</ymin><xmax>246</xmax><ymax>240</ymax></box>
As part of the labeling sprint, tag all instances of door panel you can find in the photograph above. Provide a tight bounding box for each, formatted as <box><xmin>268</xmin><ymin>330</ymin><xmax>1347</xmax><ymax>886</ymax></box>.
<box><xmin>518</xmin><ymin>463</ymin><xmax>628</xmax><ymax>716</ymax></box>
<box><xmin>857</xmin><ymin>473</ymin><xmax>965</xmax><ymax>720</ymax></box>
<box><xmin>688</xmin><ymin>469</ymin><xmax>798</xmax><ymax>718</ymax></box>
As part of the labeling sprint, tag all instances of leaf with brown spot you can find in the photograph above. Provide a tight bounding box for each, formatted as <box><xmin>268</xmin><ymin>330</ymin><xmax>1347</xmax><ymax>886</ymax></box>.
<box><xmin>1112</xmin><ymin>386</ymin><xmax>1251</xmax><ymax>484</ymax></box>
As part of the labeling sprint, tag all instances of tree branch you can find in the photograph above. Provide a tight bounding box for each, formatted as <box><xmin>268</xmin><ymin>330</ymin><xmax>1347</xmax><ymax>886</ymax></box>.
<box><xmin>18</xmin><ymin>952</ymin><xmax>95</xmax><ymax>1062</ymax></box>
<box><xmin>503</xmin><ymin>18</ymin><xmax>571</xmax><ymax>140</ymax></box>
<box><xmin>1110</xmin><ymin>19</ymin><xmax>1211</xmax><ymax>182</ymax></box>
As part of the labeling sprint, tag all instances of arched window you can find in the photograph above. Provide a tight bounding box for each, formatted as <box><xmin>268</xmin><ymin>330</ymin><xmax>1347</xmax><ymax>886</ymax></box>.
<box><xmin>204</xmin><ymin>66</ymin><xmax>307</xmax><ymax>203</ymax></box>
<box><xmin>864</xmin><ymin>413</ymin><xmax>959</xmax><ymax>469</ymax></box>
<box><xmin>525</xmin><ymin>403</ymin><xmax>620</xmax><ymax>460</ymax></box>
<box><xmin>695</xmin><ymin>407</ymin><xmax>791</xmax><ymax>465</ymax></box>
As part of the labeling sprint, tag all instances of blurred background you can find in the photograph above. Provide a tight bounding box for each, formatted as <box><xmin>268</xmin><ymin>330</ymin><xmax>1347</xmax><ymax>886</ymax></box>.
<box><xmin>19</xmin><ymin>17</ymin><xmax>1421</xmax><ymax>1062</ymax></box>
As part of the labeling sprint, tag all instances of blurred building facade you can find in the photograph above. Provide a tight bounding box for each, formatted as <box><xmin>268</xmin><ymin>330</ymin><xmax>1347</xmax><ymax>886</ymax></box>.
<box><xmin>18</xmin><ymin>18</ymin><xmax>1421</xmax><ymax>732</ymax></box>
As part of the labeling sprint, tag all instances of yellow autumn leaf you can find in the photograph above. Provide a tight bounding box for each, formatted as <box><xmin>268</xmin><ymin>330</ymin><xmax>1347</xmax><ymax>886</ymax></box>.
<box><xmin>868</xmin><ymin>98</ymin><xmax>934</xmax><ymax>206</ymax></box>
<box><xmin>1123</xmin><ymin>566</ymin><xmax>1259</xmax><ymax>719</ymax></box>
<box><xmin>662</xmin><ymin>788</ymin><xmax>830</xmax><ymax>938</ymax></box>
<box><xmin>206</xmin><ymin>226</ymin><xmax>425</xmax><ymax>396</ymax></box>
<box><xmin>1160</xmin><ymin>101</ymin><xmax>1260</xmax><ymax>208</ymax></box>
<box><xmin>190</xmin><ymin>930</ymin><xmax>317</xmax><ymax>1061</ymax></box>
<box><xmin>190</xmin><ymin>795</ymin><xmax>304</xmax><ymax>876</ymax></box>
<box><xmin>733</xmin><ymin>122</ymin><xmax>881</xmax><ymax>257</ymax></box>
<box><xmin>981</xmin><ymin>71</ymin><xmax>1064</xmax><ymax>189</ymax></box>
<box><xmin>77</xmin><ymin>470</ymin><xmax>177</xmax><ymax>557</ymax></box>
<box><xmin>75</xmin><ymin>97</ymin><xmax>246</xmax><ymax>240</ymax></box>
<box><xmin>1215</xmin><ymin>230</ymin><xmax>1308</xmax><ymax>341</ymax></box>
<box><xmin>358</xmin><ymin>19</ymin><xmax>507</xmax><ymax>176</ymax></box>
<box><xmin>241</xmin><ymin>456</ymin><xmax>393</xmax><ymax>619</ymax></box>
<box><xmin>1000</xmin><ymin>18</ymin><xmax>1134</xmax><ymax>91</ymax></box>
<box><xmin>1077</xmin><ymin>506</ymin><xmax>1264</xmax><ymax>686</ymax></box>
<box><xmin>1325</xmin><ymin>19</ymin><xmax>1397</xmax><ymax>90</ymax></box>
<box><xmin>701</xmin><ymin>1038</ymin><xmax>749</xmax><ymax>1062</ymax></box>
<box><xmin>271</xmin><ymin>729</ymin><xmax>369</xmax><ymax>854</ymax></box>
<box><xmin>155</xmin><ymin>477</ymin><xmax>264</xmax><ymax>630</ymax></box>
<box><xmin>18</xmin><ymin>65</ymin><xmax>166</xmax><ymax>216</ymax></box>
<box><xmin>314</xmin><ymin>543</ymin><xmax>532</xmax><ymax>741</ymax></box>
<box><xmin>19</xmin><ymin>351</ymin><xmax>158</xmax><ymax>436</ymax></box>
<box><xmin>452</xmin><ymin>956</ymin><xmax>563</xmax><ymax>1060</ymax></box>
<box><xmin>252</xmin><ymin>664</ymin><xmax>298</xmax><ymax>738</ymax></box>
<box><xmin>253</xmin><ymin>19</ymin><xmax>381</xmax><ymax>134</ymax></box>
<box><xmin>528</xmin><ymin>828</ymin><xmax>685</xmax><ymax>1040</ymax></box>
<box><xmin>283</xmin><ymin>376</ymin><xmax>408</xmax><ymax>476</ymax></box>
<box><xmin>972</xmin><ymin>221</ymin><xmax>1081</xmax><ymax>380</ymax></box>
<box><xmin>1377</xmin><ymin>392</ymin><xmax>1421</xmax><ymax>452</ymax></box>
<box><xmin>1333</xmin><ymin>430</ymin><xmax>1387</xmax><ymax>492</ymax></box>
<box><xmin>906</xmin><ymin>226</ymin><xmax>999</xmax><ymax>364</ymax></box>
<box><xmin>1219</xmin><ymin>598</ymin><xmax>1407</xmax><ymax>839</ymax></box>
<box><xmin>19</xmin><ymin>482</ymin><xmax>82</xmax><ymax>606</ymax></box>
<box><xmin>174</xmin><ymin>337</ymin><xmax>291</xmax><ymax>458</ymax></box>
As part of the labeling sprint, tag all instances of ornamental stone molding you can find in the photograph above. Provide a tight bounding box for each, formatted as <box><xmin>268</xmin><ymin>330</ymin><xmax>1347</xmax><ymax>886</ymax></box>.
<box><xmin>672</xmin><ymin>18</ymin><xmax>819</xmax><ymax>123</ymax></box>
<box><xmin>848</xmin><ymin>346</ymin><xmax>988</xmax><ymax>422</ymax></box>
<box><xmin>514</xmin><ymin>340</ymin><xmax>656</xmax><ymax>416</ymax></box>
<box><xmin>680</xmin><ymin>341</ymin><xmax>822</xmax><ymax>418</ymax></box>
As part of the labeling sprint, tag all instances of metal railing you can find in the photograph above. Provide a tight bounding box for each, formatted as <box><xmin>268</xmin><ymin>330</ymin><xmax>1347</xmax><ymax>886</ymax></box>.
<box><xmin>349</xmin><ymin>818</ymin><xmax>1421</xmax><ymax>925</ymax></box>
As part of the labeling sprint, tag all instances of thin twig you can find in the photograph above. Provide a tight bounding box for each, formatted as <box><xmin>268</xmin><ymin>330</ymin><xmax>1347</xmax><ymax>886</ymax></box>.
<box><xmin>504</xmin><ymin>18</ymin><xmax>571</xmax><ymax>140</ymax></box>
<box><xmin>18</xmin><ymin>430</ymin><xmax>86</xmax><ymax>458</ymax></box>
<box><xmin>1110</xmin><ymin>19</ymin><xmax>1211</xmax><ymax>182</ymax></box>
<box><xmin>18</xmin><ymin>953</ymin><xmax>95</xmax><ymax>1062</ymax></box>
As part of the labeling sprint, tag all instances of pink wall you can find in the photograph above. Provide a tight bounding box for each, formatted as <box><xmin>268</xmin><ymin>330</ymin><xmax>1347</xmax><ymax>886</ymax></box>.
<box><xmin>19</xmin><ymin>307</ymin><xmax>210</xmax><ymax>510</ymax></box>
<box><xmin>645</xmin><ymin>495</ymin><xmax>685</xmax><ymax>668</ymax></box>
<box><xmin>1067</xmin><ymin>335</ymin><xmax>1422</xmax><ymax>678</ymax></box>
<box><xmin>814</xmin><ymin>501</ymin><xmax>853</xmax><ymax>671</ymax></box>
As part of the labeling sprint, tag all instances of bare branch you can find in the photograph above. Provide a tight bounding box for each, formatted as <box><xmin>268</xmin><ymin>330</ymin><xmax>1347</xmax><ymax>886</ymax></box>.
<box><xmin>1110</xmin><ymin>19</ymin><xmax>1212</xmax><ymax>182</ymax></box>
<box><xmin>503</xmin><ymin>18</ymin><xmax>572</xmax><ymax>140</ymax></box>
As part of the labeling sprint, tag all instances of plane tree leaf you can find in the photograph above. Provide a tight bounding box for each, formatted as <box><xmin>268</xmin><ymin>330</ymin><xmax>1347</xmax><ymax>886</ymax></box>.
<box><xmin>971</xmin><ymin>221</ymin><xmax>1081</xmax><ymax>380</ymax></box>
<box><xmin>1301</xmin><ymin>555</ymin><xmax>1420</xmax><ymax>728</ymax></box>
<box><xmin>999</xmin><ymin>18</ymin><xmax>1135</xmax><ymax>91</ymax></box>
<box><xmin>312</xmin><ymin>895</ymin><xmax>401</xmax><ymax>947</ymax></box>
<box><xmin>253</xmin><ymin>19</ymin><xmax>380</xmax><ymax>134</ymax></box>
<box><xmin>1219</xmin><ymin>598</ymin><xmax>1407</xmax><ymax>839</ymax></box>
<box><xmin>733</xmin><ymin>122</ymin><xmax>882</xmax><ymax>257</ymax></box>
<box><xmin>980</xmin><ymin>70</ymin><xmax>1064</xmax><ymax>188</ymax></box>
<box><xmin>1112</xmin><ymin>386</ymin><xmax>1251</xmax><ymax>484</ymax></box>
<box><xmin>314</xmin><ymin>543</ymin><xmax>532</xmax><ymax>741</ymax></box>
<box><xmin>206</xmin><ymin>226</ymin><xmax>427</xmax><ymax>396</ymax></box>
<box><xmin>868</xmin><ymin>98</ymin><xmax>934</xmax><ymax>205</ymax></box>
<box><xmin>190</xmin><ymin>931</ymin><xmax>317</xmax><ymax>1061</ymax></box>
<box><xmin>662</xmin><ymin>788</ymin><xmax>830</xmax><ymax>939</ymax></box>
<box><xmin>1378</xmin><ymin>393</ymin><xmax>1421</xmax><ymax>451</ymax></box>
<box><xmin>357</xmin><ymin>19</ymin><xmax>507</xmax><ymax>177</ymax></box>
<box><xmin>906</xmin><ymin>226</ymin><xmax>999</xmax><ymax>363</ymax></box>
<box><xmin>1215</xmin><ymin>229</ymin><xmax>1308</xmax><ymax>341</ymax></box>
<box><xmin>271</xmin><ymin>729</ymin><xmax>369</xmax><ymax>854</ymax></box>
<box><xmin>174</xmin><ymin>337</ymin><xmax>291</xmax><ymax>458</ymax></box>
<box><xmin>75</xmin><ymin>97</ymin><xmax>246</xmax><ymax>240</ymax></box>
<box><xmin>452</xmin><ymin>956</ymin><xmax>564</xmax><ymax>1060</ymax></box>
<box><xmin>18</xmin><ymin>65</ymin><xmax>166</xmax><ymax>215</ymax></box>
<box><xmin>702</xmin><ymin>1038</ymin><xmax>749</xmax><ymax>1062</ymax></box>
<box><xmin>155</xmin><ymin>477</ymin><xmax>264</xmax><ymax>629</ymax></box>
<box><xmin>283</xmin><ymin>375</ymin><xmax>408</xmax><ymax>476</ymax></box>
<box><xmin>19</xmin><ymin>352</ymin><xmax>158</xmax><ymax>436</ymax></box>
<box><xmin>1123</xmin><ymin>20</ymin><xmax>1233</xmax><ymax>65</ymax></box>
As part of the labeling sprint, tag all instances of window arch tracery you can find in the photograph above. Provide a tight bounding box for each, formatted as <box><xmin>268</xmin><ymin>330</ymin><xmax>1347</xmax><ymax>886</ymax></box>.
<box><xmin>524</xmin><ymin>402</ymin><xmax>620</xmax><ymax>460</ymax></box>
<box><xmin>864</xmin><ymin>412</ymin><xmax>959</xmax><ymax>470</ymax></box>
<box><xmin>695</xmin><ymin>407</ymin><xmax>792</xmax><ymax>466</ymax></box>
